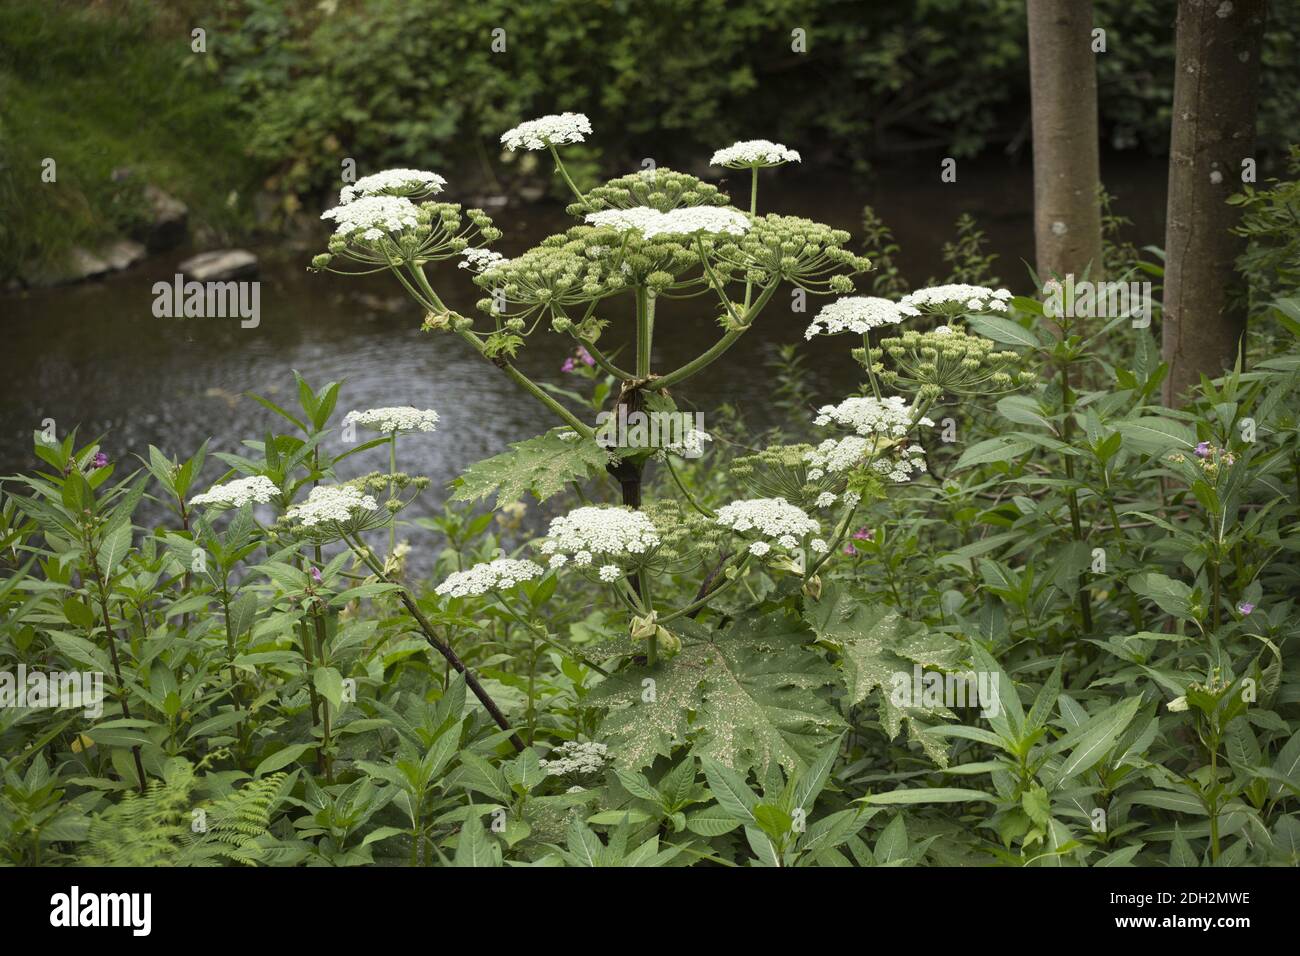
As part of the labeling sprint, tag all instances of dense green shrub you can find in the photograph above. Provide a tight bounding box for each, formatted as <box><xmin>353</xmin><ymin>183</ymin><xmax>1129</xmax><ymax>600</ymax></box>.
<box><xmin>0</xmin><ymin>0</ymin><xmax>253</xmax><ymax>278</ymax></box>
<box><xmin>212</xmin><ymin>0</ymin><xmax>1300</xmax><ymax>206</ymax></box>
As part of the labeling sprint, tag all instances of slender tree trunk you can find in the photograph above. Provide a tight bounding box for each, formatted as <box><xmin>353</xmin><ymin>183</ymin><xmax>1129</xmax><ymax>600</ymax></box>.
<box><xmin>1027</xmin><ymin>0</ymin><xmax>1105</xmax><ymax>286</ymax></box>
<box><xmin>1161</xmin><ymin>0</ymin><xmax>1265</xmax><ymax>406</ymax></box>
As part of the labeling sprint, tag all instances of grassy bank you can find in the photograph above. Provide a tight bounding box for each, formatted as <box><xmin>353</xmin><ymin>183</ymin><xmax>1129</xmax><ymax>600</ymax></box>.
<box><xmin>0</xmin><ymin>0</ymin><xmax>254</xmax><ymax>280</ymax></box>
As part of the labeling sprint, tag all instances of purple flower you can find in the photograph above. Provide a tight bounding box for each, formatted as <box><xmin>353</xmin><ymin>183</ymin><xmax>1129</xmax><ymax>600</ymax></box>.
<box><xmin>851</xmin><ymin>527</ymin><xmax>874</xmax><ymax>541</ymax></box>
<box><xmin>1238</xmin><ymin>602</ymin><xmax>1255</xmax><ymax>615</ymax></box>
<box><xmin>577</xmin><ymin>346</ymin><xmax>595</xmax><ymax>367</ymax></box>
<box><xmin>1194</xmin><ymin>441</ymin><xmax>1211</xmax><ymax>459</ymax></box>
<box><xmin>842</xmin><ymin>544</ymin><xmax>857</xmax><ymax>556</ymax></box>
<box><xmin>310</xmin><ymin>567</ymin><xmax>322</xmax><ymax>584</ymax></box>
<box><xmin>90</xmin><ymin>452</ymin><xmax>109</xmax><ymax>469</ymax></box>
<box><xmin>561</xmin><ymin>357</ymin><xmax>576</xmax><ymax>373</ymax></box>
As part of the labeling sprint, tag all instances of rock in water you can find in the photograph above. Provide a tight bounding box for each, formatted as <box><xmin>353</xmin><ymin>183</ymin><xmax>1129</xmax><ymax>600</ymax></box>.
<box><xmin>139</xmin><ymin>185</ymin><xmax>189</xmax><ymax>252</ymax></box>
<box><xmin>97</xmin><ymin>239</ymin><xmax>147</xmax><ymax>271</ymax></box>
<box><xmin>178</xmin><ymin>249</ymin><xmax>260</xmax><ymax>281</ymax></box>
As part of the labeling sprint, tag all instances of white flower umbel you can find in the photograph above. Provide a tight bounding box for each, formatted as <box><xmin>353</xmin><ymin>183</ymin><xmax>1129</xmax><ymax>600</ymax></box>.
<box><xmin>540</xmin><ymin>741</ymin><xmax>608</xmax><ymax>776</ymax></box>
<box><xmin>874</xmin><ymin>444</ymin><xmax>928</xmax><ymax>483</ymax></box>
<box><xmin>710</xmin><ymin>139</ymin><xmax>802</xmax><ymax>168</ymax></box>
<box><xmin>804</xmin><ymin>435</ymin><xmax>871</xmax><ymax>475</ymax></box>
<box><xmin>584</xmin><ymin>205</ymin><xmax>750</xmax><ymax>239</ymax></box>
<box><xmin>659</xmin><ymin>427</ymin><xmax>713</xmax><ymax>460</ymax></box>
<box><xmin>714</xmin><ymin>497</ymin><xmax>820</xmax><ymax>554</ymax></box>
<box><xmin>539</xmin><ymin>506</ymin><xmax>660</xmax><ymax>567</ymax></box>
<box><xmin>653</xmin><ymin>206</ymin><xmax>751</xmax><ymax>237</ymax></box>
<box><xmin>339</xmin><ymin>168</ymin><xmax>447</xmax><ymax>204</ymax></box>
<box><xmin>190</xmin><ymin>475</ymin><xmax>279</xmax><ymax>508</ymax></box>
<box><xmin>434</xmin><ymin>558</ymin><xmax>544</xmax><ymax>598</ymax></box>
<box><xmin>813</xmin><ymin>395</ymin><xmax>933</xmax><ymax>437</ymax></box>
<box><xmin>584</xmin><ymin>207</ymin><xmax>665</xmax><ymax>233</ymax></box>
<box><xmin>500</xmin><ymin>112</ymin><xmax>592</xmax><ymax>151</ymax></box>
<box><xmin>805</xmin><ymin>296</ymin><xmax>919</xmax><ymax>339</ymax></box>
<box><xmin>285</xmin><ymin>484</ymin><xmax>379</xmax><ymax>527</ymax></box>
<box><xmin>342</xmin><ymin>407</ymin><xmax>440</xmax><ymax>434</ymax></box>
<box><xmin>320</xmin><ymin>195</ymin><xmax>420</xmax><ymax>242</ymax></box>
<box><xmin>900</xmin><ymin>284</ymin><xmax>1012</xmax><ymax>314</ymax></box>
<box><xmin>458</xmin><ymin>247</ymin><xmax>509</xmax><ymax>272</ymax></box>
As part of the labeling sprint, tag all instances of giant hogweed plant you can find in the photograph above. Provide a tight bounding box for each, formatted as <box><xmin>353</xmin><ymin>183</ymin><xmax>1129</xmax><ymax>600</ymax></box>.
<box><xmin>307</xmin><ymin>115</ymin><xmax>1035</xmax><ymax>774</ymax></box>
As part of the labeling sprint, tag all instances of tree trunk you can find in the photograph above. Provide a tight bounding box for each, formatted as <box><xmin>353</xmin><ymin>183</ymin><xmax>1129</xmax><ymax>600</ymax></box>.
<box><xmin>1161</xmin><ymin>0</ymin><xmax>1265</xmax><ymax>406</ymax></box>
<box><xmin>1027</xmin><ymin>0</ymin><xmax>1105</xmax><ymax>286</ymax></box>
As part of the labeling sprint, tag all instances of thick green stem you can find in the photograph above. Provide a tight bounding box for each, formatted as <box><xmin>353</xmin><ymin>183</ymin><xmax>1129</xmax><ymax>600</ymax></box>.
<box><xmin>549</xmin><ymin>146</ymin><xmax>586</xmax><ymax>202</ymax></box>
<box><xmin>578</xmin><ymin>337</ymin><xmax>635</xmax><ymax>380</ymax></box>
<box><xmin>636</xmin><ymin>287</ymin><xmax>653</xmax><ymax>377</ymax></box>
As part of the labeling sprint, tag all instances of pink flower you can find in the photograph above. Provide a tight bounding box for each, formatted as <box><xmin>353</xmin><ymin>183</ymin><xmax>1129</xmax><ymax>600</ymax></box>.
<box><xmin>310</xmin><ymin>567</ymin><xmax>322</xmax><ymax>584</ymax></box>
<box><xmin>89</xmin><ymin>452</ymin><xmax>109</xmax><ymax>469</ymax></box>
<box><xmin>843</xmin><ymin>544</ymin><xmax>857</xmax><ymax>556</ymax></box>
<box><xmin>577</xmin><ymin>346</ymin><xmax>595</xmax><ymax>367</ymax></box>
<box><xmin>561</xmin><ymin>357</ymin><xmax>576</xmax><ymax>373</ymax></box>
<box><xmin>1238</xmin><ymin>602</ymin><xmax>1255</xmax><ymax>615</ymax></box>
<box><xmin>851</xmin><ymin>527</ymin><xmax>873</xmax><ymax>541</ymax></box>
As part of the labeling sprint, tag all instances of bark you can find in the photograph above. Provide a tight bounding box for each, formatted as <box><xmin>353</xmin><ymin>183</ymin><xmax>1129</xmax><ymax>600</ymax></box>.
<box><xmin>1162</xmin><ymin>0</ymin><xmax>1265</xmax><ymax>406</ymax></box>
<box><xmin>1027</xmin><ymin>0</ymin><xmax>1105</xmax><ymax>285</ymax></box>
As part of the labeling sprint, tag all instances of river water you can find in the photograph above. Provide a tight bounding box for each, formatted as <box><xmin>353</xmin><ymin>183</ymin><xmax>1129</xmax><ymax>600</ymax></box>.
<box><xmin>0</xmin><ymin>158</ymin><xmax>1167</xmax><ymax>537</ymax></box>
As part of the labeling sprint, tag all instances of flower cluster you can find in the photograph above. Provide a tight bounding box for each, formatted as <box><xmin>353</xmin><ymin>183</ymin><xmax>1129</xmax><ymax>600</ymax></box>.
<box><xmin>873</xmin><ymin>444</ymin><xmax>928</xmax><ymax>483</ymax></box>
<box><xmin>434</xmin><ymin>558</ymin><xmax>545</xmax><ymax>598</ymax></box>
<box><xmin>1168</xmin><ymin>441</ymin><xmax>1237</xmax><ymax>476</ymax></box>
<box><xmin>566</xmin><ymin>168</ymin><xmax>730</xmax><ymax>215</ymax></box>
<box><xmin>640</xmin><ymin>499</ymin><xmax>728</xmax><ymax>566</ymax></box>
<box><xmin>804</xmin><ymin>435</ymin><xmax>871</xmax><ymax>478</ymax></box>
<box><xmin>900</xmin><ymin>284</ymin><xmax>1012</xmax><ymax>314</ymax></box>
<box><xmin>459</xmin><ymin>247</ymin><xmax>509</xmax><ymax>272</ymax></box>
<box><xmin>320</xmin><ymin>195</ymin><xmax>421</xmax><ymax>242</ymax></box>
<box><xmin>710</xmin><ymin>139</ymin><xmax>802</xmax><ymax>168</ymax></box>
<box><xmin>342</xmin><ymin>406</ymin><xmax>440</xmax><ymax>434</ymax></box>
<box><xmin>500</xmin><ymin>112</ymin><xmax>592</xmax><ymax>151</ymax></box>
<box><xmin>870</xmin><ymin>326</ymin><xmax>1033</xmax><ymax>398</ymax></box>
<box><xmin>190</xmin><ymin>475</ymin><xmax>279</xmax><ymax>508</ymax></box>
<box><xmin>584</xmin><ymin>205</ymin><xmax>751</xmax><ymax>239</ymax></box>
<box><xmin>339</xmin><ymin>168</ymin><xmax>446</xmax><ymax>204</ymax></box>
<box><xmin>284</xmin><ymin>484</ymin><xmax>379</xmax><ymax>528</ymax></box>
<box><xmin>659</xmin><ymin>426</ymin><xmax>713</xmax><ymax>460</ymax></box>
<box><xmin>813</xmin><ymin>395</ymin><xmax>931</xmax><ymax>437</ymax></box>
<box><xmin>711</xmin><ymin>214</ymin><xmax>868</xmax><ymax>292</ymax></box>
<box><xmin>805</xmin><ymin>296</ymin><xmax>918</xmax><ymax>339</ymax></box>
<box><xmin>540</xmin><ymin>741</ymin><xmax>608</xmax><ymax>776</ymax></box>
<box><xmin>473</xmin><ymin>229</ymin><xmax>623</xmax><ymax>320</ymax></box>
<box><xmin>713</xmin><ymin>497</ymin><xmax>822</xmax><ymax>556</ymax></box>
<box><xmin>728</xmin><ymin>444</ymin><xmax>842</xmax><ymax>510</ymax></box>
<box><xmin>316</xmin><ymin>195</ymin><xmax>501</xmax><ymax>280</ymax></box>
<box><xmin>538</xmin><ymin>505</ymin><xmax>660</xmax><ymax>570</ymax></box>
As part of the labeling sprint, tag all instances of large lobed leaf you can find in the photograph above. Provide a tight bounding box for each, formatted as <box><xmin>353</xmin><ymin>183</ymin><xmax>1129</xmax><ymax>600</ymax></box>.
<box><xmin>451</xmin><ymin>428</ymin><xmax>612</xmax><ymax>508</ymax></box>
<box><xmin>803</xmin><ymin>581</ymin><xmax>964</xmax><ymax>766</ymax></box>
<box><xmin>591</xmin><ymin>610</ymin><xmax>843</xmax><ymax>778</ymax></box>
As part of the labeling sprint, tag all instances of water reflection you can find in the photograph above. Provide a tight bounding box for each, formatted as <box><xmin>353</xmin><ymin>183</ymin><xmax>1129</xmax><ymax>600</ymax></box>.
<box><xmin>0</xmin><ymin>160</ymin><xmax>1166</xmax><ymax>557</ymax></box>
